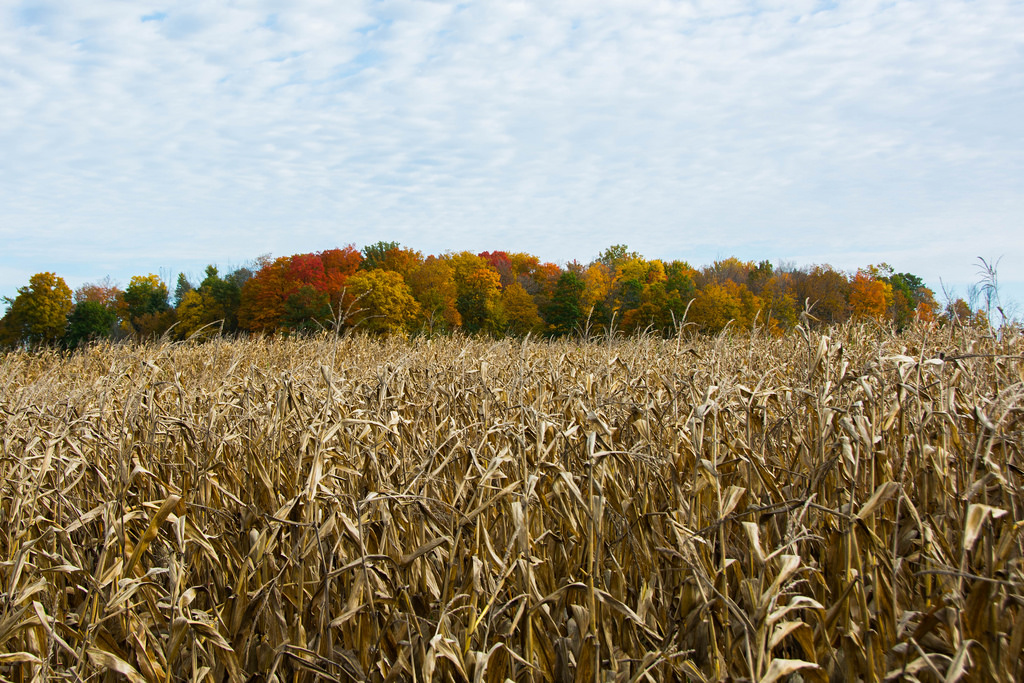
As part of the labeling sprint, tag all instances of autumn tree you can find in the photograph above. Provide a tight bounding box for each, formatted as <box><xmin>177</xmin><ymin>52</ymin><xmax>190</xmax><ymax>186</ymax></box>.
<box><xmin>870</xmin><ymin>266</ymin><xmax>936</xmax><ymax>328</ymax></box>
<box><xmin>0</xmin><ymin>272</ymin><xmax>73</xmax><ymax>348</ymax></box>
<box><xmin>75</xmin><ymin>277</ymin><xmax>122</xmax><ymax>309</ymax></box>
<box><xmin>915</xmin><ymin>298</ymin><xmax>939</xmax><ymax>324</ymax></box>
<box><xmin>688</xmin><ymin>281</ymin><xmax>760</xmax><ymax>334</ymax></box>
<box><xmin>174</xmin><ymin>290</ymin><xmax>209</xmax><ymax>339</ymax></box>
<box><xmin>406</xmin><ymin>256</ymin><xmax>461</xmax><ymax>334</ymax></box>
<box><xmin>238</xmin><ymin>256</ymin><xmax>294</xmax><ymax>332</ymax></box>
<box><xmin>849</xmin><ymin>271</ymin><xmax>890</xmax><ymax>322</ymax></box>
<box><xmin>237</xmin><ymin>248</ymin><xmax>360</xmax><ymax>333</ymax></box>
<box><xmin>447</xmin><ymin>252</ymin><xmax>502</xmax><ymax>334</ymax></box>
<box><xmin>458</xmin><ymin>267</ymin><xmax>502</xmax><ymax>334</ymax></box>
<box><xmin>521</xmin><ymin>262</ymin><xmax>561</xmax><ymax>319</ymax></box>
<box><xmin>345</xmin><ymin>269</ymin><xmax>420</xmax><ymax>335</ymax></box>
<box><xmin>697</xmin><ymin>257</ymin><xmax>755</xmax><ymax>289</ymax></box>
<box><xmin>581</xmin><ymin>263</ymin><xmax>613</xmax><ymax>313</ymax></box>
<box><xmin>479</xmin><ymin>251</ymin><xmax>514</xmax><ymax>286</ymax></box>
<box><xmin>793</xmin><ymin>266</ymin><xmax>850</xmax><ymax>325</ymax></box>
<box><xmin>496</xmin><ymin>281</ymin><xmax>544</xmax><ymax>336</ymax></box>
<box><xmin>759</xmin><ymin>272</ymin><xmax>799</xmax><ymax>334</ymax></box>
<box><xmin>942</xmin><ymin>298</ymin><xmax>988</xmax><ymax>328</ymax></box>
<box><xmin>320</xmin><ymin>246</ymin><xmax>363</xmax><ymax>309</ymax></box>
<box><xmin>281</xmin><ymin>254</ymin><xmax>339</xmax><ymax>332</ymax></box>
<box><xmin>509</xmin><ymin>253</ymin><xmax>542</xmax><ymax>281</ymax></box>
<box><xmin>289</xmin><ymin>253</ymin><xmax>327</xmax><ymax>292</ymax></box>
<box><xmin>360</xmin><ymin>243</ymin><xmax>423</xmax><ymax>280</ymax></box>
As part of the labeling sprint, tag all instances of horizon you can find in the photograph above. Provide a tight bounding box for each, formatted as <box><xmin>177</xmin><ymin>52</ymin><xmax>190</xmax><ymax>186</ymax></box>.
<box><xmin>3</xmin><ymin>244</ymin><xmax>1017</xmax><ymax>323</ymax></box>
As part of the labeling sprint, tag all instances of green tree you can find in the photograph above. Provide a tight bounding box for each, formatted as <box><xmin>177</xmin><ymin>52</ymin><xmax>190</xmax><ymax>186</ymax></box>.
<box><xmin>597</xmin><ymin>245</ymin><xmax>639</xmax><ymax>269</ymax></box>
<box><xmin>545</xmin><ymin>271</ymin><xmax>586</xmax><ymax>336</ymax></box>
<box><xmin>64</xmin><ymin>300</ymin><xmax>118</xmax><ymax>349</ymax></box>
<box><xmin>361</xmin><ymin>241</ymin><xmax>402</xmax><ymax>270</ymax></box>
<box><xmin>874</xmin><ymin>267</ymin><xmax>934</xmax><ymax>329</ymax></box>
<box><xmin>284</xmin><ymin>285</ymin><xmax>331</xmax><ymax>333</ymax></box>
<box><xmin>182</xmin><ymin>265</ymin><xmax>244</xmax><ymax>334</ymax></box>
<box><xmin>121</xmin><ymin>274</ymin><xmax>173</xmax><ymax>337</ymax></box>
<box><xmin>173</xmin><ymin>273</ymin><xmax>194</xmax><ymax>307</ymax></box>
<box><xmin>0</xmin><ymin>272</ymin><xmax>73</xmax><ymax>348</ymax></box>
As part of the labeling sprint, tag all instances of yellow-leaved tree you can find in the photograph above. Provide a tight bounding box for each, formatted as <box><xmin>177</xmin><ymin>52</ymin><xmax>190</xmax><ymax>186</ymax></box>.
<box><xmin>0</xmin><ymin>272</ymin><xmax>73</xmax><ymax>348</ymax></box>
<box><xmin>345</xmin><ymin>269</ymin><xmax>421</xmax><ymax>335</ymax></box>
<box><xmin>496</xmin><ymin>280</ymin><xmax>543</xmax><ymax>336</ymax></box>
<box><xmin>407</xmin><ymin>256</ymin><xmax>461</xmax><ymax>334</ymax></box>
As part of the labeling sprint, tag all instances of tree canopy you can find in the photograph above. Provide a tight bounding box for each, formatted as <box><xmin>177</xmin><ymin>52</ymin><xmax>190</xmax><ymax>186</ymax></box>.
<box><xmin>3</xmin><ymin>242</ymin><xmax>991</xmax><ymax>351</ymax></box>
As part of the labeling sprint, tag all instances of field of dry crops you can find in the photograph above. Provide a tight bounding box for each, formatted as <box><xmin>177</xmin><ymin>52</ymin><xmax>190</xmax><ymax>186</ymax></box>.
<box><xmin>1</xmin><ymin>324</ymin><xmax>1023</xmax><ymax>682</ymax></box>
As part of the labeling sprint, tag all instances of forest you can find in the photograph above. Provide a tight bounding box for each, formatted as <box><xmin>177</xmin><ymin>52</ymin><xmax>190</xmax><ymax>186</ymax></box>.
<box><xmin>0</xmin><ymin>242</ymin><xmax>988</xmax><ymax>349</ymax></box>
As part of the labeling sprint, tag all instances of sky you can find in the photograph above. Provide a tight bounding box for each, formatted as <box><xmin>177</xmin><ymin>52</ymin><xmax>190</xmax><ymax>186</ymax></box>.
<box><xmin>2</xmin><ymin>0</ymin><xmax>1022</xmax><ymax>314</ymax></box>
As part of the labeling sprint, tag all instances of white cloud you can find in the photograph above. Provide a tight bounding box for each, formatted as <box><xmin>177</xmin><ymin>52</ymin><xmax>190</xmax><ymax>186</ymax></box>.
<box><xmin>1</xmin><ymin>0</ymin><xmax>1022</xmax><ymax>304</ymax></box>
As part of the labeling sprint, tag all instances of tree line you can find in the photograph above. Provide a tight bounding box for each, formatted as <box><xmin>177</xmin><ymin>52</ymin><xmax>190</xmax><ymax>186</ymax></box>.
<box><xmin>0</xmin><ymin>242</ymin><xmax>988</xmax><ymax>349</ymax></box>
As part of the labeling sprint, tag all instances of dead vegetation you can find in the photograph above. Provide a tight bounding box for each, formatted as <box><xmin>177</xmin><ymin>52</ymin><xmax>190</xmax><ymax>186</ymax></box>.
<box><xmin>1</xmin><ymin>322</ymin><xmax>1022</xmax><ymax>682</ymax></box>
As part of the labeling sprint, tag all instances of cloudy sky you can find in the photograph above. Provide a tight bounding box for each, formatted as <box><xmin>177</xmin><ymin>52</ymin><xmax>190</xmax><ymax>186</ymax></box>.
<box><xmin>2</xmin><ymin>0</ymin><xmax>1022</xmax><ymax>311</ymax></box>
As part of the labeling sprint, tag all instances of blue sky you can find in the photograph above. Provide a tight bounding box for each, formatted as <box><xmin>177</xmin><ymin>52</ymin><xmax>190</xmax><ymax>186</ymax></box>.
<box><xmin>2</xmin><ymin>0</ymin><xmax>1022</xmax><ymax>313</ymax></box>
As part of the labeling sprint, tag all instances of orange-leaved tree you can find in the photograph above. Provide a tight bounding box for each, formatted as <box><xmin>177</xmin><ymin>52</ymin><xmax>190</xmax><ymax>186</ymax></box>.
<box><xmin>849</xmin><ymin>270</ymin><xmax>890</xmax><ymax>322</ymax></box>
<box><xmin>320</xmin><ymin>246</ymin><xmax>364</xmax><ymax>308</ymax></box>
<box><xmin>238</xmin><ymin>248</ymin><xmax>362</xmax><ymax>333</ymax></box>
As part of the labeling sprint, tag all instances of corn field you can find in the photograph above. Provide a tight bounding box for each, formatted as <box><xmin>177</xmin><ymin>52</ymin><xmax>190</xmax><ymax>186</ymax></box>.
<box><xmin>1</xmin><ymin>323</ymin><xmax>1022</xmax><ymax>682</ymax></box>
